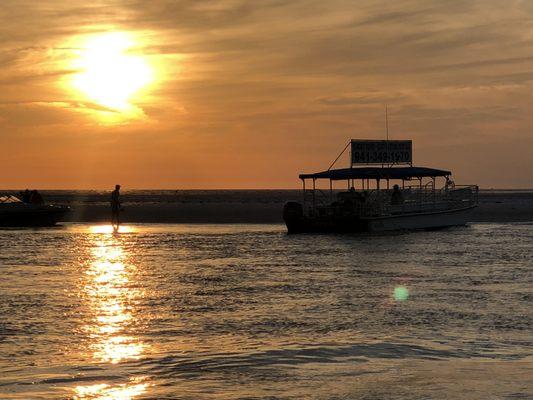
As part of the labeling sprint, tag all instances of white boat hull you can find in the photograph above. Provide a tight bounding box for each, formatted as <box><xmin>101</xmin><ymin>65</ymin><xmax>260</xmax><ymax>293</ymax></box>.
<box><xmin>364</xmin><ymin>206</ymin><xmax>475</xmax><ymax>232</ymax></box>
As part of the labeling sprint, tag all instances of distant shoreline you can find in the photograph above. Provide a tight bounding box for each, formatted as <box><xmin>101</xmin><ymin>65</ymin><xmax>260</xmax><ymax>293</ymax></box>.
<box><xmin>2</xmin><ymin>189</ymin><xmax>531</xmax><ymax>224</ymax></box>
<box><xmin>2</xmin><ymin>188</ymin><xmax>533</xmax><ymax>192</ymax></box>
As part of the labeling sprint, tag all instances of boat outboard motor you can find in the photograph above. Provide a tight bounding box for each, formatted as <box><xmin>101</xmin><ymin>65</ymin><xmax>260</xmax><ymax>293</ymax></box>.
<box><xmin>283</xmin><ymin>201</ymin><xmax>303</xmax><ymax>220</ymax></box>
<box><xmin>283</xmin><ymin>202</ymin><xmax>304</xmax><ymax>233</ymax></box>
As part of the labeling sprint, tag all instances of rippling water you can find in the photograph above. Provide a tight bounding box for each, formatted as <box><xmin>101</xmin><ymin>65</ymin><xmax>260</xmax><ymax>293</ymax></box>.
<box><xmin>0</xmin><ymin>223</ymin><xmax>531</xmax><ymax>399</ymax></box>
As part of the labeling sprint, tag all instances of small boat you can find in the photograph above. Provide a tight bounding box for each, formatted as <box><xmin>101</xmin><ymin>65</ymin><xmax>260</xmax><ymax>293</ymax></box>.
<box><xmin>283</xmin><ymin>139</ymin><xmax>478</xmax><ymax>233</ymax></box>
<box><xmin>0</xmin><ymin>195</ymin><xmax>70</xmax><ymax>227</ymax></box>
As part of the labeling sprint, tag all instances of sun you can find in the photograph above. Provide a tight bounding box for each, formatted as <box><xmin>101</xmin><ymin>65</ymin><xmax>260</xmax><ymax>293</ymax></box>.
<box><xmin>72</xmin><ymin>32</ymin><xmax>153</xmax><ymax>112</ymax></box>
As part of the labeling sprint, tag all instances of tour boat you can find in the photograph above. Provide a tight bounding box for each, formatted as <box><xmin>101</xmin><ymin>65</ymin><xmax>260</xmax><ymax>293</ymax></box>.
<box><xmin>283</xmin><ymin>139</ymin><xmax>478</xmax><ymax>233</ymax></box>
<box><xmin>0</xmin><ymin>195</ymin><xmax>70</xmax><ymax>227</ymax></box>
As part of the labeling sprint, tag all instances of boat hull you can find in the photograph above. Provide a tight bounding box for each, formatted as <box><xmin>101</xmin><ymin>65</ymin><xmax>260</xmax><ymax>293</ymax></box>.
<box><xmin>284</xmin><ymin>204</ymin><xmax>475</xmax><ymax>234</ymax></box>
<box><xmin>284</xmin><ymin>215</ymin><xmax>369</xmax><ymax>234</ymax></box>
<box><xmin>364</xmin><ymin>206</ymin><xmax>475</xmax><ymax>232</ymax></box>
<box><xmin>0</xmin><ymin>205</ymin><xmax>70</xmax><ymax>227</ymax></box>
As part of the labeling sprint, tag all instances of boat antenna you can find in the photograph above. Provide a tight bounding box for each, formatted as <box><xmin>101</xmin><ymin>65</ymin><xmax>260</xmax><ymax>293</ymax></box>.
<box><xmin>385</xmin><ymin>105</ymin><xmax>390</xmax><ymax>167</ymax></box>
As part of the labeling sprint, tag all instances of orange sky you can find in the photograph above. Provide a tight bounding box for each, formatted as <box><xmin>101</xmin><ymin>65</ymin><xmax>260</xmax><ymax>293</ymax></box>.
<box><xmin>1</xmin><ymin>0</ymin><xmax>533</xmax><ymax>189</ymax></box>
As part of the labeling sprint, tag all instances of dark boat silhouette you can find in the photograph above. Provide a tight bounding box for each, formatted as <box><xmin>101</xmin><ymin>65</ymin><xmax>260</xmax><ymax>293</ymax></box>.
<box><xmin>283</xmin><ymin>139</ymin><xmax>478</xmax><ymax>233</ymax></box>
<box><xmin>0</xmin><ymin>195</ymin><xmax>69</xmax><ymax>227</ymax></box>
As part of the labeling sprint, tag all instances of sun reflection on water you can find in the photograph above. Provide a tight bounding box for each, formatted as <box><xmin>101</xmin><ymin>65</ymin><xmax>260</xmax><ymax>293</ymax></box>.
<box><xmin>89</xmin><ymin>225</ymin><xmax>136</xmax><ymax>234</ymax></box>
<box><xmin>75</xmin><ymin>226</ymin><xmax>149</xmax><ymax>399</ymax></box>
<box><xmin>73</xmin><ymin>377</ymin><xmax>149</xmax><ymax>400</ymax></box>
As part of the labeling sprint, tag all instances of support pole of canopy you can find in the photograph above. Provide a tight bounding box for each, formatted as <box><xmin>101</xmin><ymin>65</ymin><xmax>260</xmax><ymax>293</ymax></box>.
<box><xmin>419</xmin><ymin>178</ymin><xmax>422</xmax><ymax>207</ymax></box>
<box><xmin>432</xmin><ymin>177</ymin><xmax>436</xmax><ymax>205</ymax></box>
<box><xmin>330</xmin><ymin>180</ymin><xmax>333</xmax><ymax>202</ymax></box>
<box><xmin>302</xmin><ymin>179</ymin><xmax>306</xmax><ymax>209</ymax></box>
<box><xmin>312</xmin><ymin>178</ymin><xmax>316</xmax><ymax>213</ymax></box>
<box><xmin>377</xmin><ymin>179</ymin><xmax>381</xmax><ymax>213</ymax></box>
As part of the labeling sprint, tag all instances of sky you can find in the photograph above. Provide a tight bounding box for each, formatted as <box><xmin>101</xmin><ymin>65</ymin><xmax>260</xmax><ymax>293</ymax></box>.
<box><xmin>1</xmin><ymin>0</ymin><xmax>532</xmax><ymax>189</ymax></box>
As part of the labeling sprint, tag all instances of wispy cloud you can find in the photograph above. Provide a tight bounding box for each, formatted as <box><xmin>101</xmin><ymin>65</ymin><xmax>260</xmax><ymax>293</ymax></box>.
<box><xmin>0</xmin><ymin>0</ymin><xmax>532</xmax><ymax>187</ymax></box>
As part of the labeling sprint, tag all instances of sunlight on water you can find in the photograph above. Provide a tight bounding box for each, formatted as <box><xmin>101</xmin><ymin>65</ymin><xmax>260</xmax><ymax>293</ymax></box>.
<box><xmin>89</xmin><ymin>225</ymin><xmax>136</xmax><ymax>234</ymax></box>
<box><xmin>73</xmin><ymin>377</ymin><xmax>149</xmax><ymax>400</ymax></box>
<box><xmin>74</xmin><ymin>228</ymin><xmax>149</xmax><ymax>399</ymax></box>
<box><xmin>0</xmin><ymin>223</ymin><xmax>531</xmax><ymax>399</ymax></box>
<box><xmin>83</xmin><ymin>234</ymin><xmax>146</xmax><ymax>363</ymax></box>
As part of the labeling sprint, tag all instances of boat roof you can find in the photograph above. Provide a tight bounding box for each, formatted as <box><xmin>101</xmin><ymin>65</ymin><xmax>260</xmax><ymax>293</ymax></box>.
<box><xmin>0</xmin><ymin>195</ymin><xmax>22</xmax><ymax>204</ymax></box>
<box><xmin>299</xmin><ymin>166</ymin><xmax>451</xmax><ymax>180</ymax></box>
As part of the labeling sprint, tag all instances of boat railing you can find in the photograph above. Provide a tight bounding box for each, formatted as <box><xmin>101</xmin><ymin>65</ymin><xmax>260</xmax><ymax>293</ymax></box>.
<box><xmin>303</xmin><ymin>187</ymin><xmax>334</xmax><ymax>216</ymax></box>
<box><xmin>380</xmin><ymin>185</ymin><xmax>478</xmax><ymax>216</ymax></box>
<box><xmin>302</xmin><ymin>185</ymin><xmax>478</xmax><ymax>218</ymax></box>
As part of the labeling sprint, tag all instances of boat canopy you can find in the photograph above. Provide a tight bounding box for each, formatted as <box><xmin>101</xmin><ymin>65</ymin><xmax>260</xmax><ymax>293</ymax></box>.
<box><xmin>0</xmin><ymin>195</ymin><xmax>22</xmax><ymax>204</ymax></box>
<box><xmin>299</xmin><ymin>166</ymin><xmax>451</xmax><ymax>181</ymax></box>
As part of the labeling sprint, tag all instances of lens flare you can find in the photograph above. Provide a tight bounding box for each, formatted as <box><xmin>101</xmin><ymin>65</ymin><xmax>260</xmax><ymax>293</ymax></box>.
<box><xmin>393</xmin><ymin>285</ymin><xmax>409</xmax><ymax>302</ymax></box>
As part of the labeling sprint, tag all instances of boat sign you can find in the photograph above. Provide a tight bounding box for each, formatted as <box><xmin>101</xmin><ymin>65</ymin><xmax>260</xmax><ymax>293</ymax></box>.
<box><xmin>351</xmin><ymin>140</ymin><xmax>412</xmax><ymax>165</ymax></box>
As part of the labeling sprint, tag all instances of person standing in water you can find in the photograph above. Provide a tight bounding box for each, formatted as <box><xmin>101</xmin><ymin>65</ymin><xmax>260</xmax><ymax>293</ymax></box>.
<box><xmin>111</xmin><ymin>184</ymin><xmax>121</xmax><ymax>230</ymax></box>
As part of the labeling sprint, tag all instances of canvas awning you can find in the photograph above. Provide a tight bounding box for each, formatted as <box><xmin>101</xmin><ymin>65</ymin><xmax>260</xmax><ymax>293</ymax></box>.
<box><xmin>299</xmin><ymin>166</ymin><xmax>451</xmax><ymax>181</ymax></box>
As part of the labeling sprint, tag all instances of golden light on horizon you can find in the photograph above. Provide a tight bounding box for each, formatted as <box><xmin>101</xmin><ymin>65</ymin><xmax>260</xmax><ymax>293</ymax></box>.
<box><xmin>71</xmin><ymin>32</ymin><xmax>153</xmax><ymax>116</ymax></box>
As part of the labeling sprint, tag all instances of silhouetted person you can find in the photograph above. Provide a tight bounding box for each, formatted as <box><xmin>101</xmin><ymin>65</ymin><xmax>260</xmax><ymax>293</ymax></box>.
<box><xmin>30</xmin><ymin>190</ymin><xmax>44</xmax><ymax>205</ymax></box>
<box><xmin>391</xmin><ymin>184</ymin><xmax>404</xmax><ymax>205</ymax></box>
<box><xmin>111</xmin><ymin>184</ymin><xmax>121</xmax><ymax>229</ymax></box>
<box><xmin>21</xmin><ymin>189</ymin><xmax>31</xmax><ymax>203</ymax></box>
<box><xmin>445</xmin><ymin>176</ymin><xmax>455</xmax><ymax>191</ymax></box>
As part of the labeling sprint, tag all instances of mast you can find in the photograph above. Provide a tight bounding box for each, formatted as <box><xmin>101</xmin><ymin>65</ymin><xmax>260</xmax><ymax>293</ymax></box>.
<box><xmin>385</xmin><ymin>105</ymin><xmax>390</xmax><ymax>167</ymax></box>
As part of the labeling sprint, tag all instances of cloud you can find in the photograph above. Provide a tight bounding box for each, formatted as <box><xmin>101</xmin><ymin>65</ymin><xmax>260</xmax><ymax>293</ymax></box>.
<box><xmin>318</xmin><ymin>92</ymin><xmax>408</xmax><ymax>106</ymax></box>
<box><xmin>1</xmin><ymin>0</ymin><xmax>533</xmax><ymax>187</ymax></box>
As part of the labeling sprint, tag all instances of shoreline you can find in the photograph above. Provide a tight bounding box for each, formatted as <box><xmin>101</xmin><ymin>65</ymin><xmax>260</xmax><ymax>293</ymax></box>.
<box><xmin>2</xmin><ymin>190</ymin><xmax>532</xmax><ymax>223</ymax></box>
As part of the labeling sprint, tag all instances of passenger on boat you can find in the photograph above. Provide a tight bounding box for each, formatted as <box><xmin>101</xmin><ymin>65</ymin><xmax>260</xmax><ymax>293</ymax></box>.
<box><xmin>30</xmin><ymin>190</ymin><xmax>44</xmax><ymax>205</ymax></box>
<box><xmin>445</xmin><ymin>176</ymin><xmax>455</xmax><ymax>191</ymax></box>
<box><xmin>391</xmin><ymin>185</ymin><xmax>404</xmax><ymax>205</ymax></box>
<box><xmin>337</xmin><ymin>189</ymin><xmax>367</xmax><ymax>215</ymax></box>
<box><xmin>20</xmin><ymin>189</ymin><xmax>31</xmax><ymax>203</ymax></box>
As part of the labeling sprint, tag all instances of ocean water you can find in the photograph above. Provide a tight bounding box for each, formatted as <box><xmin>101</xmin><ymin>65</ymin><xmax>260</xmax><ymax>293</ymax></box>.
<box><xmin>0</xmin><ymin>223</ymin><xmax>531</xmax><ymax>399</ymax></box>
